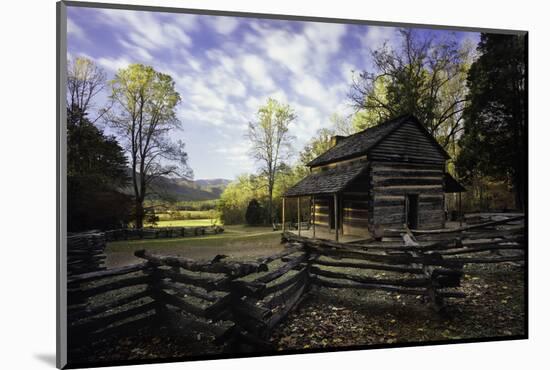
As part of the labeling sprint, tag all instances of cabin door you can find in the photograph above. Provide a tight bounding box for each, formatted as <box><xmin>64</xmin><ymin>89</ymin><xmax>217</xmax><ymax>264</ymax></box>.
<box><xmin>405</xmin><ymin>194</ymin><xmax>419</xmax><ymax>229</ymax></box>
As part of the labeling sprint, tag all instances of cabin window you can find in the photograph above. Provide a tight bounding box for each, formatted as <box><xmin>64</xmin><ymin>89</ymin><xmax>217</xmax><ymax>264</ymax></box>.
<box><xmin>405</xmin><ymin>194</ymin><xmax>419</xmax><ymax>229</ymax></box>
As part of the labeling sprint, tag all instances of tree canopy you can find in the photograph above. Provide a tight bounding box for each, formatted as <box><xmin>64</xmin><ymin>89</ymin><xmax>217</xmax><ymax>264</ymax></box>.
<box><xmin>107</xmin><ymin>64</ymin><xmax>192</xmax><ymax>228</ymax></box>
<box><xmin>247</xmin><ymin>98</ymin><xmax>296</xmax><ymax>223</ymax></box>
<box><xmin>350</xmin><ymin>29</ymin><xmax>473</xmax><ymax>151</ymax></box>
<box><xmin>456</xmin><ymin>33</ymin><xmax>526</xmax><ymax>210</ymax></box>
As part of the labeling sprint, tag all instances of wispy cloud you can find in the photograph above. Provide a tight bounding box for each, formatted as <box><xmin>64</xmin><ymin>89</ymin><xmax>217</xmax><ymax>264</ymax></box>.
<box><xmin>67</xmin><ymin>7</ymin><xmax>478</xmax><ymax>179</ymax></box>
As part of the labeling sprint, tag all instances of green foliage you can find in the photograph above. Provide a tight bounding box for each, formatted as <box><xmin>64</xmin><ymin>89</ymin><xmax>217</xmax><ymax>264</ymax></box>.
<box><xmin>298</xmin><ymin>128</ymin><xmax>334</xmax><ymax>168</ymax></box>
<box><xmin>456</xmin><ymin>33</ymin><xmax>526</xmax><ymax>210</ymax></box>
<box><xmin>350</xmin><ymin>29</ymin><xmax>472</xmax><ymax>152</ymax></box>
<box><xmin>245</xmin><ymin>199</ymin><xmax>266</xmax><ymax>225</ymax></box>
<box><xmin>218</xmin><ymin>174</ymin><xmax>266</xmax><ymax>225</ymax></box>
<box><xmin>108</xmin><ymin>63</ymin><xmax>191</xmax><ymax>228</ymax></box>
<box><xmin>67</xmin><ymin>106</ymin><xmax>132</xmax><ymax>231</ymax></box>
<box><xmin>247</xmin><ymin>98</ymin><xmax>296</xmax><ymax>222</ymax></box>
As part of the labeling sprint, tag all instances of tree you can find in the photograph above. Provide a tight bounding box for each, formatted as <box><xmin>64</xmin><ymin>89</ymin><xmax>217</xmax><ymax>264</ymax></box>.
<box><xmin>245</xmin><ymin>199</ymin><xmax>265</xmax><ymax>225</ymax></box>
<box><xmin>67</xmin><ymin>107</ymin><xmax>132</xmax><ymax>231</ymax></box>
<box><xmin>349</xmin><ymin>29</ymin><xmax>472</xmax><ymax>151</ymax></box>
<box><xmin>218</xmin><ymin>174</ymin><xmax>267</xmax><ymax>225</ymax></box>
<box><xmin>107</xmin><ymin>64</ymin><xmax>192</xmax><ymax>228</ymax></box>
<box><xmin>456</xmin><ymin>33</ymin><xmax>526</xmax><ymax>210</ymax></box>
<box><xmin>67</xmin><ymin>57</ymin><xmax>108</xmax><ymax>125</ymax></box>
<box><xmin>66</xmin><ymin>59</ymin><xmax>132</xmax><ymax>231</ymax></box>
<box><xmin>247</xmin><ymin>98</ymin><xmax>295</xmax><ymax>223</ymax></box>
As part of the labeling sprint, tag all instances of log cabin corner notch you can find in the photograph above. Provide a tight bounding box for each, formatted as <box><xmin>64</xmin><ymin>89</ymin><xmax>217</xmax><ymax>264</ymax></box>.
<box><xmin>283</xmin><ymin>114</ymin><xmax>465</xmax><ymax>240</ymax></box>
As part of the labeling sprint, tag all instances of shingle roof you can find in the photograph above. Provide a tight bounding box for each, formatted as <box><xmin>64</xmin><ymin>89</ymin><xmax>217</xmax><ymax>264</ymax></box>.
<box><xmin>307</xmin><ymin>114</ymin><xmax>431</xmax><ymax>167</ymax></box>
<box><xmin>443</xmin><ymin>173</ymin><xmax>466</xmax><ymax>193</ymax></box>
<box><xmin>284</xmin><ymin>162</ymin><xmax>367</xmax><ymax>197</ymax></box>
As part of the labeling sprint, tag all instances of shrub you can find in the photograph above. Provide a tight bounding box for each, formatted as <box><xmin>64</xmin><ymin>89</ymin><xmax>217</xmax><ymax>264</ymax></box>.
<box><xmin>245</xmin><ymin>199</ymin><xmax>265</xmax><ymax>225</ymax></box>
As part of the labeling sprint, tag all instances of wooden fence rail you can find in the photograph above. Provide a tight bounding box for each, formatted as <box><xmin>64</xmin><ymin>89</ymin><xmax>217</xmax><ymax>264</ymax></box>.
<box><xmin>67</xmin><ymin>240</ymin><xmax>312</xmax><ymax>353</ymax></box>
<box><xmin>67</xmin><ymin>215</ymin><xmax>524</xmax><ymax>354</ymax></box>
<box><xmin>104</xmin><ymin>225</ymin><xmax>224</xmax><ymax>242</ymax></box>
<box><xmin>67</xmin><ymin>232</ymin><xmax>107</xmax><ymax>276</ymax></box>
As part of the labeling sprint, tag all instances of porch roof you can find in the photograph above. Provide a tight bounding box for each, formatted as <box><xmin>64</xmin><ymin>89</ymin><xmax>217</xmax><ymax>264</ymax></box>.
<box><xmin>284</xmin><ymin>162</ymin><xmax>367</xmax><ymax>198</ymax></box>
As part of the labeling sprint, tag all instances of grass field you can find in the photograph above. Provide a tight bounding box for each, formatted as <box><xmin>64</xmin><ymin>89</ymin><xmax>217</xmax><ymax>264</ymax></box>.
<box><xmin>105</xmin><ymin>224</ymin><xmax>282</xmax><ymax>267</ymax></box>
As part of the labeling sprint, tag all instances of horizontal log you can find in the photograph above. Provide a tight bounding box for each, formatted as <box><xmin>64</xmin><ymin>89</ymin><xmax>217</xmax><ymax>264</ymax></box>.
<box><xmin>158</xmin><ymin>279</ymin><xmax>225</xmax><ymax>302</ymax></box>
<box><xmin>69</xmin><ymin>301</ymin><xmax>157</xmax><ymax>336</ymax></box>
<box><xmin>385</xmin><ymin>215</ymin><xmax>525</xmax><ymax>235</ymax></box>
<box><xmin>256</xmin><ymin>253</ymin><xmax>308</xmax><ymax>284</ymax></box>
<box><xmin>262</xmin><ymin>268</ymin><xmax>309</xmax><ymax>297</ymax></box>
<box><xmin>372</xmin><ymin>161</ymin><xmax>444</xmax><ymax>171</ymax></box>
<box><xmin>263</xmin><ymin>274</ymin><xmax>308</xmax><ymax>309</ymax></box>
<box><xmin>135</xmin><ymin>250</ymin><xmax>267</xmax><ymax>277</ymax></box>
<box><xmin>375</xmin><ymin>185</ymin><xmax>443</xmax><ymax>196</ymax></box>
<box><xmin>372</xmin><ymin>170</ymin><xmax>442</xmax><ymax>178</ymax></box>
<box><xmin>156</xmin><ymin>268</ymin><xmax>229</xmax><ymax>292</ymax></box>
<box><xmin>68</xmin><ymin>289</ymin><xmax>151</xmax><ymax>322</ymax></box>
<box><xmin>68</xmin><ymin>313</ymin><xmax>156</xmax><ymax>347</ymax></box>
<box><xmin>436</xmin><ymin>243</ymin><xmax>525</xmax><ymax>256</ymax></box>
<box><xmin>373</xmin><ymin>177</ymin><xmax>442</xmax><ymax>187</ymax></box>
<box><xmin>68</xmin><ymin>262</ymin><xmax>149</xmax><ymax>284</ymax></box>
<box><xmin>310</xmin><ymin>266</ymin><xmax>430</xmax><ymax>287</ymax></box>
<box><xmin>257</xmin><ymin>245</ymin><xmax>304</xmax><ymax>265</ymax></box>
<box><xmin>311</xmin><ymin>275</ymin><xmax>428</xmax><ymax>296</ymax></box>
<box><xmin>283</xmin><ymin>233</ymin><xmax>462</xmax><ymax>268</ymax></box>
<box><xmin>312</xmin><ymin>258</ymin><xmax>424</xmax><ymax>274</ymax></box>
<box><xmin>68</xmin><ymin>275</ymin><xmax>150</xmax><ymax>301</ymax></box>
<box><xmin>447</xmin><ymin>255</ymin><xmax>525</xmax><ymax>264</ymax></box>
<box><xmin>153</xmin><ymin>289</ymin><xmax>212</xmax><ymax>318</ymax></box>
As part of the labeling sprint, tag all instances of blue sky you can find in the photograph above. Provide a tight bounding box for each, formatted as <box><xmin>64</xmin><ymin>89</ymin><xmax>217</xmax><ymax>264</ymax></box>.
<box><xmin>67</xmin><ymin>6</ymin><xmax>479</xmax><ymax>180</ymax></box>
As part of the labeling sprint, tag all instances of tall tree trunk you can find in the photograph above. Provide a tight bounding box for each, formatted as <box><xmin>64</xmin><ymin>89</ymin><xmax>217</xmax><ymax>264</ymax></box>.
<box><xmin>135</xmin><ymin>200</ymin><xmax>144</xmax><ymax>229</ymax></box>
<box><xmin>268</xmin><ymin>182</ymin><xmax>273</xmax><ymax>224</ymax></box>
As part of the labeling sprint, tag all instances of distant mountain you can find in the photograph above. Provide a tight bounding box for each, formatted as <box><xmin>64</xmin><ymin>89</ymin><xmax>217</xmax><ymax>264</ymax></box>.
<box><xmin>149</xmin><ymin>176</ymin><xmax>231</xmax><ymax>202</ymax></box>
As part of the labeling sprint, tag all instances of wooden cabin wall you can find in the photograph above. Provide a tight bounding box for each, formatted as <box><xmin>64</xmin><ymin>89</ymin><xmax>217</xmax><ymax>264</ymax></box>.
<box><xmin>342</xmin><ymin>194</ymin><xmax>370</xmax><ymax>237</ymax></box>
<box><xmin>313</xmin><ymin>197</ymin><xmax>331</xmax><ymax>233</ymax></box>
<box><xmin>341</xmin><ymin>169</ymin><xmax>371</xmax><ymax>237</ymax></box>
<box><xmin>370</xmin><ymin>161</ymin><xmax>445</xmax><ymax>236</ymax></box>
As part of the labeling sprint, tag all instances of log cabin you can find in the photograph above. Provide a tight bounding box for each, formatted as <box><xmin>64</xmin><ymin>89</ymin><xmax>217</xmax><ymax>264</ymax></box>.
<box><xmin>283</xmin><ymin>114</ymin><xmax>465</xmax><ymax>240</ymax></box>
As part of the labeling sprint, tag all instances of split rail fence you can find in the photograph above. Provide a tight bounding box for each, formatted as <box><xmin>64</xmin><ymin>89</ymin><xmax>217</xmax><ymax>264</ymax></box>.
<box><xmin>104</xmin><ymin>225</ymin><xmax>224</xmax><ymax>241</ymax></box>
<box><xmin>67</xmin><ymin>215</ymin><xmax>524</xmax><ymax>353</ymax></box>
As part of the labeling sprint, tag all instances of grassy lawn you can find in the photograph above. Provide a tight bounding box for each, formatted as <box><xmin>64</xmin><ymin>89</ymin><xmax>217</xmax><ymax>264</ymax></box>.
<box><xmin>105</xmin><ymin>224</ymin><xmax>283</xmax><ymax>268</ymax></box>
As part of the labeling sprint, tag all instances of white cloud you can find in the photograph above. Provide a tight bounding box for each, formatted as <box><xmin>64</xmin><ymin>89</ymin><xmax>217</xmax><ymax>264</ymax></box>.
<box><xmin>98</xmin><ymin>9</ymin><xmax>193</xmax><ymax>53</ymax></box>
<box><xmin>67</xmin><ymin>18</ymin><xmax>85</xmax><ymax>39</ymax></box>
<box><xmin>361</xmin><ymin>26</ymin><xmax>399</xmax><ymax>52</ymax></box>
<box><xmin>96</xmin><ymin>56</ymin><xmax>132</xmax><ymax>72</ymax></box>
<box><xmin>118</xmin><ymin>38</ymin><xmax>153</xmax><ymax>61</ymax></box>
<box><xmin>214</xmin><ymin>141</ymin><xmax>255</xmax><ymax>172</ymax></box>
<box><xmin>241</xmin><ymin>55</ymin><xmax>275</xmax><ymax>91</ymax></box>
<box><xmin>172</xmin><ymin>13</ymin><xmax>199</xmax><ymax>32</ymax></box>
<box><xmin>209</xmin><ymin>16</ymin><xmax>240</xmax><ymax>34</ymax></box>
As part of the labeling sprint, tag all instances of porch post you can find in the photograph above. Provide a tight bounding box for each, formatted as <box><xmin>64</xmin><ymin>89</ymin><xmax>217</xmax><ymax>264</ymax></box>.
<box><xmin>297</xmin><ymin>197</ymin><xmax>301</xmax><ymax>236</ymax></box>
<box><xmin>312</xmin><ymin>196</ymin><xmax>316</xmax><ymax>239</ymax></box>
<box><xmin>282</xmin><ymin>197</ymin><xmax>286</xmax><ymax>232</ymax></box>
<box><xmin>334</xmin><ymin>193</ymin><xmax>339</xmax><ymax>242</ymax></box>
<box><xmin>459</xmin><ymin>192</ymin><xmax>463</xmax><ymax>227</ymax></box>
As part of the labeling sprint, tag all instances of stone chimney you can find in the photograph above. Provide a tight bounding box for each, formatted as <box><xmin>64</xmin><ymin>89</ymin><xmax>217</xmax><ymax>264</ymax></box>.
<box><xmin>330</xmin><ymin>135</ymin><xmax>345</xmax><ymax>147</ymax></box>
